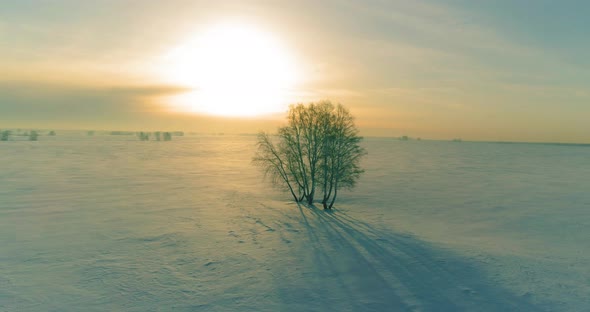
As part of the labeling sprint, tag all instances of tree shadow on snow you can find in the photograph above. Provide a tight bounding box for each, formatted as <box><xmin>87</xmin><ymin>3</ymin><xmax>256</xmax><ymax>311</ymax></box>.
<box><xmin>272</xmin><ymin>203</ymin><xmax>545</xmax><ymax>312</ymax></box>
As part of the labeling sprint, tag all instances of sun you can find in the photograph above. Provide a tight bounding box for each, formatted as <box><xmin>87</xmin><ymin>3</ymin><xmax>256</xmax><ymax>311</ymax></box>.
<box><xmin>161</xmin><ymin>22</ymin><xmax>299</xmax><ymax>117</ymax></box>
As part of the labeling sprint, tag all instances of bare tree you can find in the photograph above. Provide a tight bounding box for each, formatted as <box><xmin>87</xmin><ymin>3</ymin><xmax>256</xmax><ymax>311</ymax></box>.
<box><xmin>29</xmin><ymin>130</ymin><xmax>39</xmax><ymax>141</ymax></box>
<box><xmin>319</xmin><ymin>105</ymin><xmax>365</xmax><ymax>209</ymax></box>
<box><xmin>137</xmin><ymin>132</ymin><xmax>150</xmax><ymax>141</ymax></box>
<box><xmin>253</xmin><ymin>132</ymin><xmax>300</xmax><ymax>202</ymax></box>
<box><xmin>253</xmin><ymin>101</ymin><xmax>365</xmax><ymax>209</ymax></box>
<box><xmin>0</xmin><ymin>130</ymin><xmax>11</xmax><ymax>141</ymax></box>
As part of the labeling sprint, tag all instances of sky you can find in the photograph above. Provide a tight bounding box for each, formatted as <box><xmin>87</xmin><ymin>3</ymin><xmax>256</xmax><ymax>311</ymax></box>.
<box><xmin>1</xmin><ymin>0</ymin><xmax>589</xmax><ymax>142</ymax></box>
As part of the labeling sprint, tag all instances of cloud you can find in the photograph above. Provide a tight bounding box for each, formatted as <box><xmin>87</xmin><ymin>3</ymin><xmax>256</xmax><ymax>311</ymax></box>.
<box><xmin>0</xmin><ymin>81</ymin><xmax>190</xmax><ymax>124</ymax></box>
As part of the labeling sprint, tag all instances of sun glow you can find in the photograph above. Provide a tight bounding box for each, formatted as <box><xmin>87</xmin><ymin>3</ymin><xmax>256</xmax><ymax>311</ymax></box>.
<box><xmin>162</xmin><ymin>22</ymin><xmax>300</xmax><ymax>117</ymax></box>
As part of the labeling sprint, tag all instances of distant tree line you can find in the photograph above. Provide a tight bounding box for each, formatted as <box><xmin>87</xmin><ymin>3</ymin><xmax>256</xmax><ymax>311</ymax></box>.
<box><xmin>0</xmin><ymin>129</ymin><xmax>184</xmax><ymax>141</ymax></box>
<box><xmin>0</xmin><ymin>129</ymin><xmax>42</xmax><ymax>141</ymax></box>
<box><xmin>0</xmin><ymin>130</ymin><xmax>10</xmax><ymax>141</ymax></box>
<box><xmin>137</xmin><ymin>131</ymin><xmax>174</xmax><ymax>141</ymax></box>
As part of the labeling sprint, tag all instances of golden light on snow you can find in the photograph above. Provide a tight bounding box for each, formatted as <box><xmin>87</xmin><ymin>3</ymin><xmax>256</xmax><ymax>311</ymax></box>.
<box><xmin>161</xmin><ymin>22</ymin><xmax>300</xmax><ymax>117</ymax></box>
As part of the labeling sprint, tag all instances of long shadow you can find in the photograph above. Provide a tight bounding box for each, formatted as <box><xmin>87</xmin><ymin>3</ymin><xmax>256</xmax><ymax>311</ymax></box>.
<box><xmin>274</xmin><ymin>203</ymin><xmax>546</xmax><ymax>312</ymax></box>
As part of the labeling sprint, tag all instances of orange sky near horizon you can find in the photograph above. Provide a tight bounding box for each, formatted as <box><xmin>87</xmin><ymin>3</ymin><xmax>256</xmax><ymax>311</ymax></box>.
<box><xmin>1</xmin><ymin>1</ymin><xmax>589</xmax><ymax>143</ymax></box>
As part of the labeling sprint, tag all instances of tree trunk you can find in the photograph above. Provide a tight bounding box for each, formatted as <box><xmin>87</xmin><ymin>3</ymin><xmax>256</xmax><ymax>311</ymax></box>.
<box><xmin>328</xmin><ymin>185</ymin><xmax>338</xmax><ymax>209</ymax></box>
<box><xmin>289</xmin><ymin>190</ymin><xmax>298</xmax><ymax>202</ymax></box>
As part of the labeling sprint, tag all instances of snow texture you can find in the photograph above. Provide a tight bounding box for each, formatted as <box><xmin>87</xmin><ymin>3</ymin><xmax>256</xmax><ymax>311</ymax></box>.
<box><xmin>1</xmin><ymin>134</ymin><xmax>589</xmax><ymax>311</ymax></box>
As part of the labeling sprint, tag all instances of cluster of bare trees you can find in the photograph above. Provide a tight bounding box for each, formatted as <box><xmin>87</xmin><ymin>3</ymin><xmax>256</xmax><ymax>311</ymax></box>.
<box><xmin>0</xmin><ymin>130</ymin><xmax>10</xmax><ymax>141</ymax></box>
<box><xmin>137</xmin><ymin>131</ymin><xmax>173</xmax><ymax>141</ymax></box>
<box><xmin>253</xmin><ymin>101</ymin><xmax>365</xmax><ymax>209</ymax></box>
<box><xmin>0</xmin><ymin>129</ymin><xmax>40</xmax><ymax>141</ymax></box>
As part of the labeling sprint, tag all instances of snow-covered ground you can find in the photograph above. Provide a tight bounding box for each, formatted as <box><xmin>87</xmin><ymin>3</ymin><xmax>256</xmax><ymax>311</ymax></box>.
<box><xmin>1</xmin><ymin>134</ymin><xmax>589</xmax><ymax>311</ymax></box>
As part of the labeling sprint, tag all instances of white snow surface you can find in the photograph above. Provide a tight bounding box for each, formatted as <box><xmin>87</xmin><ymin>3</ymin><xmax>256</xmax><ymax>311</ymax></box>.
<box><xmin>1</xmin><ymin>134</ymin><xmax>589</xmax><ymax>311</ymax></box>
